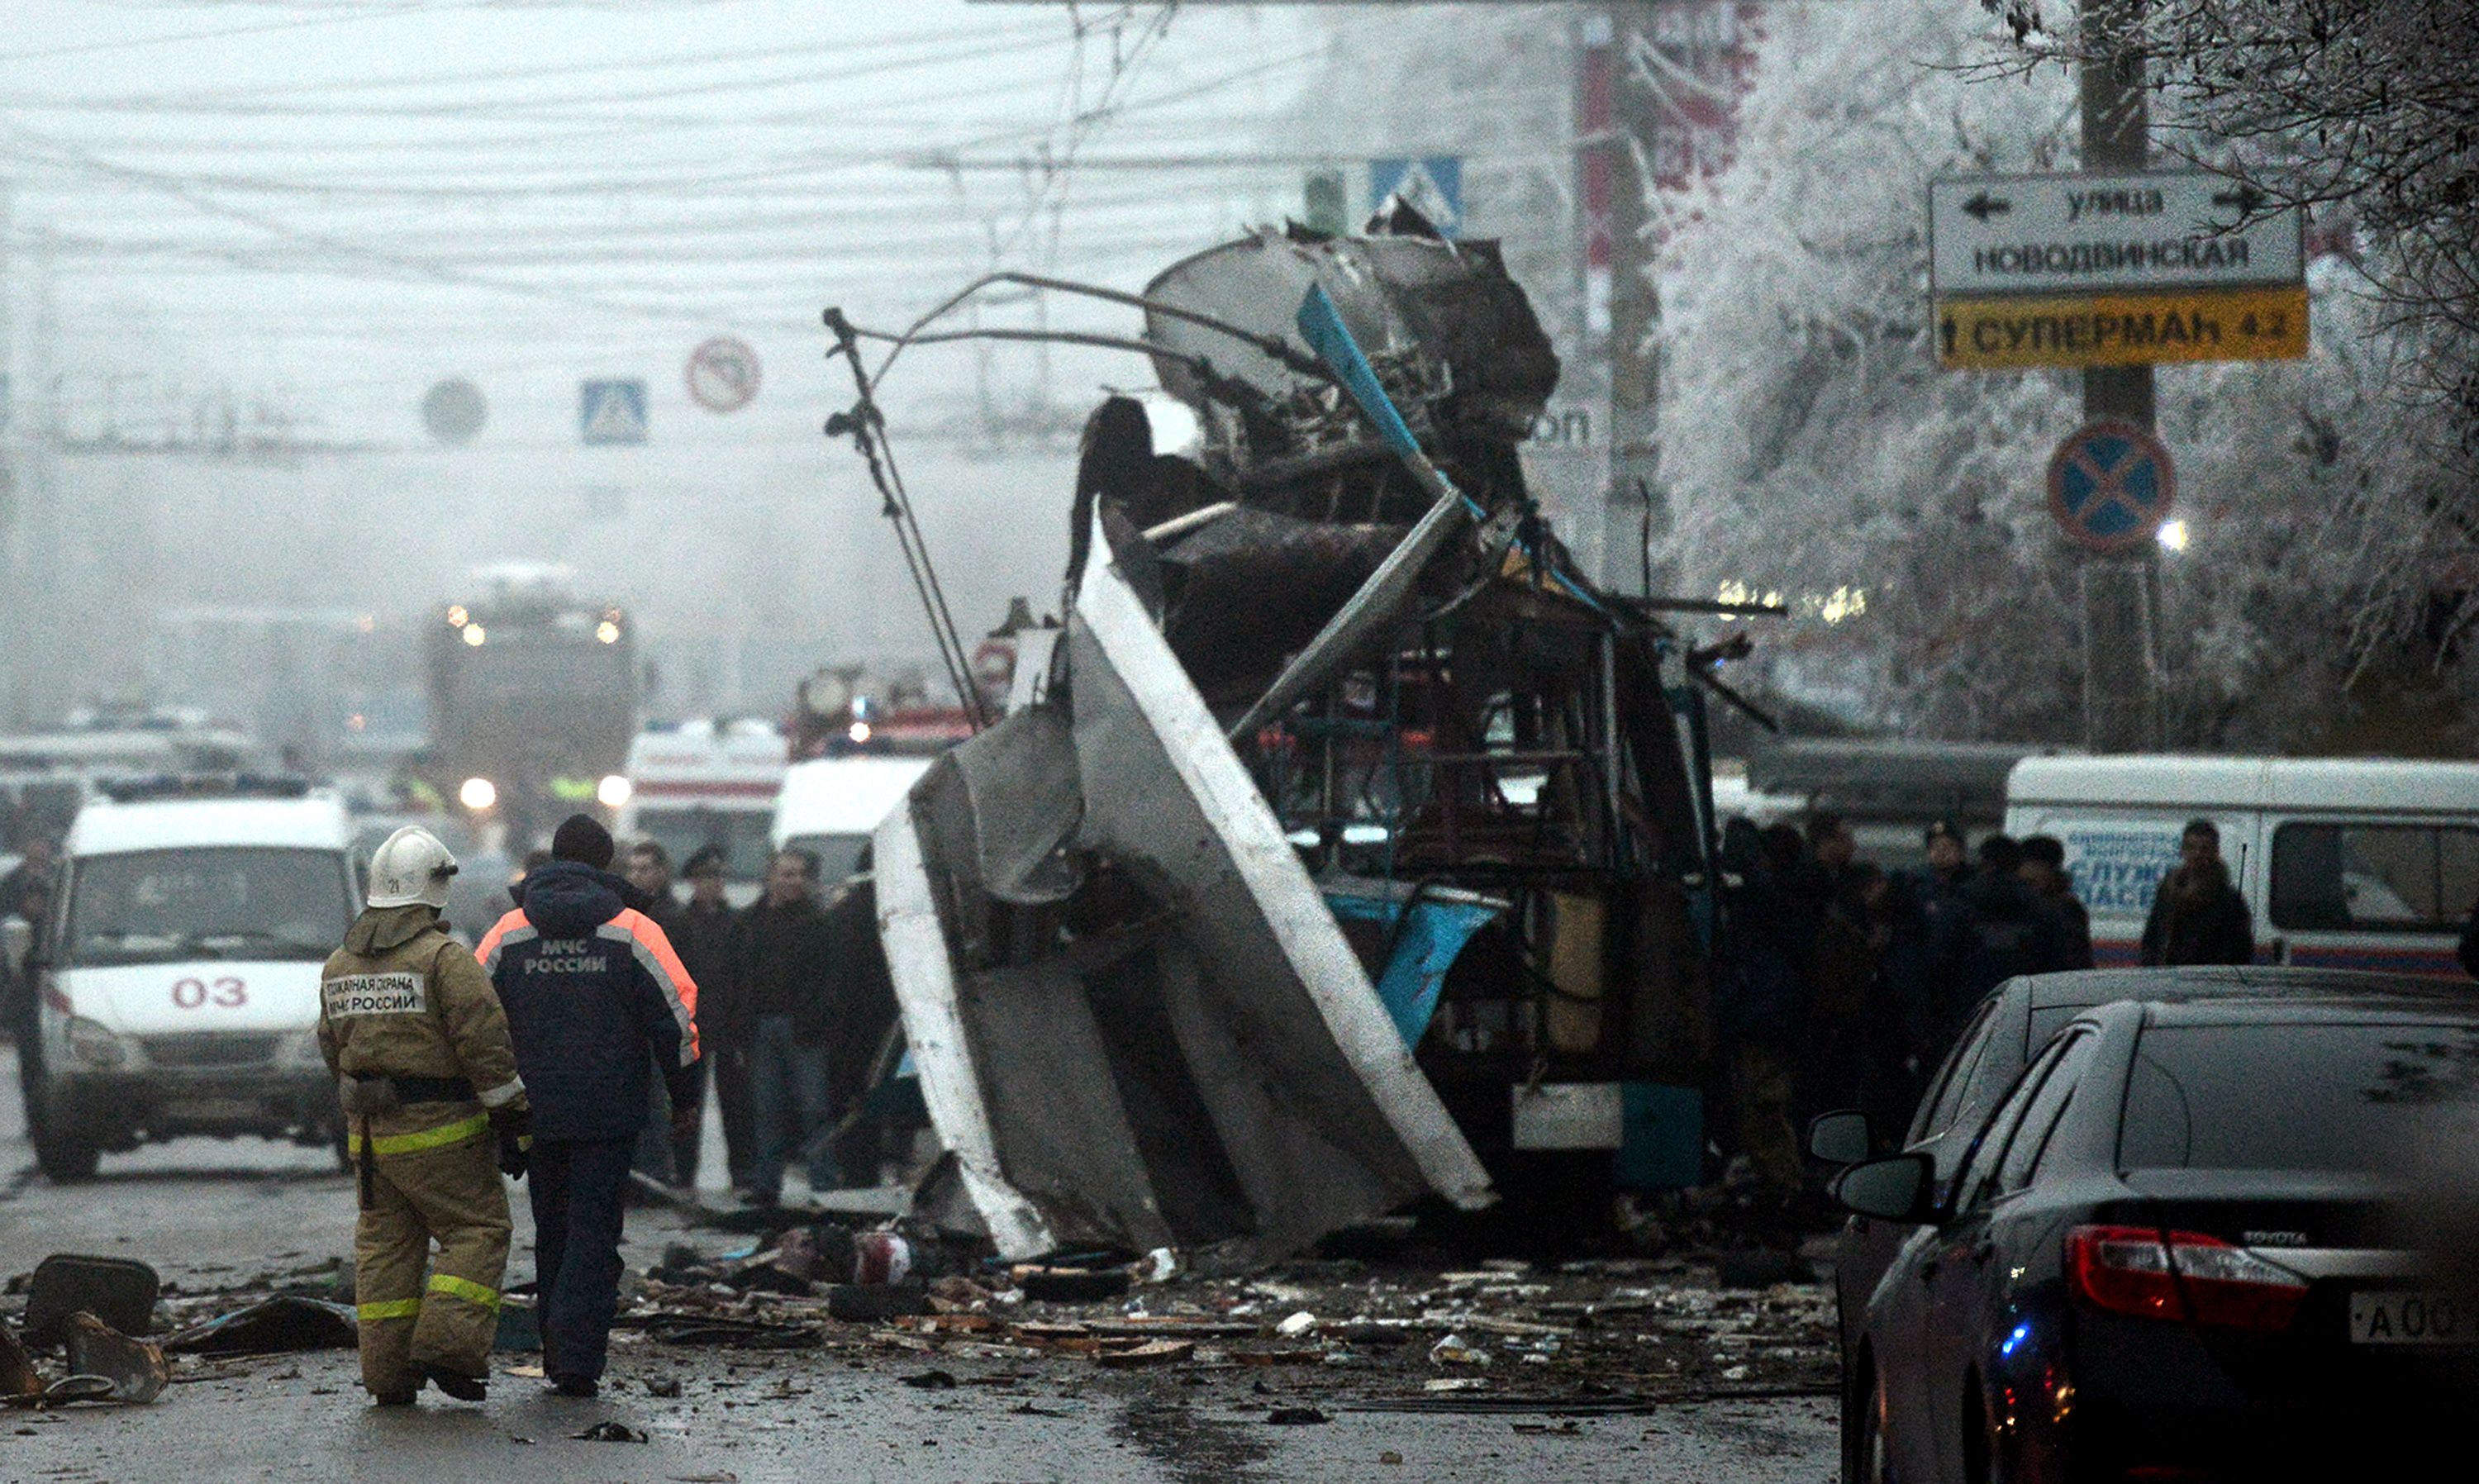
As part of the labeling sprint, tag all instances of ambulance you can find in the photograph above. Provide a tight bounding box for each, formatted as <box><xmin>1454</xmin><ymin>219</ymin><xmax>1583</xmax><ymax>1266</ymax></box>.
<box><xmin>22</xmin><ymin>775</ymin><xmax>359</xmax><ymax>1181</ymax></box>
<box><xmin>611</xmin><ymin>719</ymin><xmax>790</xmax><ymax>906</ymax></box>
<box><xmin>2003</xmin><ymin>754</ymin><xmax>2479</xmax><ymax>975</ymax></box>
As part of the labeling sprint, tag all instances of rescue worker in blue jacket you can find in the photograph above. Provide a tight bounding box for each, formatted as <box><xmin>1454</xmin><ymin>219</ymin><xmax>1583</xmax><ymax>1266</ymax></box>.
<box><xmin>478</xmin><ymin>815</ymin><xmax>698</xmax><ymax>1399</ymax></box>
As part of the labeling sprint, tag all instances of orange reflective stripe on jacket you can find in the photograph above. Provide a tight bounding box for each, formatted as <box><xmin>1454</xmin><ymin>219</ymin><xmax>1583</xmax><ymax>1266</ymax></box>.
<box><xmin>474</xmin><ymin>909</ymin><xmax>531</xmax><ymax>976</ymax></box>
<box><xmin>609</xmin><ymin>907</ymin><xmax>700</xmax><ymax>1063</ymax></box>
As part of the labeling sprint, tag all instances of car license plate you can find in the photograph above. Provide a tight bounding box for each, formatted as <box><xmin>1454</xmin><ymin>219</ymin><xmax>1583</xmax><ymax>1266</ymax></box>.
<box><xmin>2349</xmin><ymin>1291</ymin><xmax>2471</xmax><ymax>1346</ymax></box>
<box><xmin>159</xmin><ymin>1097</ymin><xmax>262</xmax><ymax>1125</ymax></box>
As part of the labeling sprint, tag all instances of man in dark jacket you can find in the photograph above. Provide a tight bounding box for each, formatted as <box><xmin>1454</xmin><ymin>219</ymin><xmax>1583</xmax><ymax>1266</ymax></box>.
<box><xmin>2019</xmin><ymin>835</ymin><xmax>2096</xmax><ymax>970</ymax></box>
<box><xmin>1717</xmin><ymin>823</ymin><xmax>1820</xmax><ymax>1219</ymax></box>
<box><xmin>1854</xmin><ymin>865</ymin><xmax>1937</xmax><ymax>1142</ymax></box>
<box><xmin>730</xmin><ymin>849</ymin><xmax>837</xmax><ymax>1206</ymax></box>
<box><xmin>2140</xmin><ymin>819</ymin><xmax>2255</xmax><ymax>967</ymax></box>
<box><xmin>622</xmin><ymin>840</ymin><xmax>695</xmax><ymax>1189</ymax></box>
<box><xmin>675</xmin><ymin>845</ymin><xmax>749</xmax><ymax>1190</ymax></box>
<box><xmin>478</xmin><ymin>816</ymin><xmax>698</xmax><ymax>1398</ymax></box>
<box><xmin>1934</xmin><ymin>836</ymin><xmax>2069</xmax><ymax>1046</ymax></box>
<box><xmin>1</xmin><ymin>835</ymin><xmax>58</xmax><ymax>1045</ymax></box>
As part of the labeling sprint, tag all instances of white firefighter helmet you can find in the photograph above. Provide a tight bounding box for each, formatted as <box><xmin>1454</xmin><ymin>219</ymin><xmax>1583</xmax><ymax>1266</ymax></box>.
<box><xmin>366</xmin><ymin>825</ymin><xmax>459</xmax><ymax>910</ymax></box>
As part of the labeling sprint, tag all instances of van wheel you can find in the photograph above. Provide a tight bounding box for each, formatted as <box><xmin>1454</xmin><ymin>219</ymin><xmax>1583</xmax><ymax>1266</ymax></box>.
<box><xmin>32</xmin><ymin>1118</ymin><xmax>100</xmax><ymax>1183</ymax></box>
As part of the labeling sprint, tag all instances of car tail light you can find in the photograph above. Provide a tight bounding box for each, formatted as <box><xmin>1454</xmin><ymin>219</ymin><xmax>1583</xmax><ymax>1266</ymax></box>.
<box><xmin>2067</xmin><ymin>1225</ymin><xmax>2308</xmax><ymax>1333</ymax></box>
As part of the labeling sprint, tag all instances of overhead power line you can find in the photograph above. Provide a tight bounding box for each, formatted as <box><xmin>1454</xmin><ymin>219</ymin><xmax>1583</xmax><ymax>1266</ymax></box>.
<box><xmin>0</xmin><ymin>0</ymin><xmax>501</xmax><ymax>64</ymax></box>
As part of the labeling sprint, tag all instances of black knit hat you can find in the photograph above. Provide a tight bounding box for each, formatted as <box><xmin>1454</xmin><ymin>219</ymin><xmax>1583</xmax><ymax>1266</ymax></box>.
<box><xmin>551</xmin><ymin>813</ymin><xmax>616</xmax><ymax>870</ymax></box>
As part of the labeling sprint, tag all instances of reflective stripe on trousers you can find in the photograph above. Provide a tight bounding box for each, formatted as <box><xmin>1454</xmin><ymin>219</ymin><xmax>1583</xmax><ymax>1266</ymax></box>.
<box><xmin>357</xmin><ymin>1297</ymin><xmax>422</xmax><ymax>1323</ymax></box>
<box><xmin>426</xmin><ymin>1272</ymin><xmax>500</xmax><ymax>1310</ymax></box>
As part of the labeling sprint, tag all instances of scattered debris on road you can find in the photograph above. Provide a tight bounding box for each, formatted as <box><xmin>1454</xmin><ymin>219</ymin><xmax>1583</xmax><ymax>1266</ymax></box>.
<box><xmin>22</xmin><ymin>1256</ymin><xmax>159</xmax><ymax>1346</ymax></box>
<box><xmin>63</xmin><ymin>1314</ymin><xmax>167</xmax><ymax>1405</ymax></box>
<box><xmin>606</xmin><ymin>1227</ymin><xmax>1834</xmax><ymax>1409</ymax></box>
<box><xmin>161</xmin><ymin>1296</ymin><xmax>356</xmax><ymax>1355</ymax></box>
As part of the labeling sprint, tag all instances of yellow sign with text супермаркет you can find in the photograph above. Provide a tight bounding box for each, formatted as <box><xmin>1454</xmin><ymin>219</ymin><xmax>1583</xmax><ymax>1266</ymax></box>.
<box><xmin>1936</xmin><ymin>285</ymin><xmax>2309</xmax><ymax>370</ymax></box>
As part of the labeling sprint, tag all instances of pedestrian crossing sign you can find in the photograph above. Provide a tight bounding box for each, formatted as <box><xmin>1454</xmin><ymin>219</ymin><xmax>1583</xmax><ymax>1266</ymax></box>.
<box><xmin>1369</xmin><ymin>156</ymin><xmax>1463</xmax><ymax>237</ymax></box>
<box><xmin>579</xmin><ymin>378</ymin><xmax>648</xmax><ymax>445</ymax></box>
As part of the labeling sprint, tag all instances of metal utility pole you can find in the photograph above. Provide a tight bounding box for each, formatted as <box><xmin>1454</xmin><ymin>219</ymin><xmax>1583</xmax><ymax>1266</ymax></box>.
<box><xmin>0</xmin><ymin>178</ymin><xmax>14</xmax><ymax>725</ymax></box>
<box><xmin>2077</xmin><ymin>0</ymin><xmax>2163</xmax><ymax>752</ymax></box>
<box><xmin>1602</xmin><ymin>2</ymin><xmax>1664</xmax><ymax>597</ymax></box>
<box><xmin>14</xmin><ymin>224</ymin><xmax>61</xmax><ymax>730</ymax></box>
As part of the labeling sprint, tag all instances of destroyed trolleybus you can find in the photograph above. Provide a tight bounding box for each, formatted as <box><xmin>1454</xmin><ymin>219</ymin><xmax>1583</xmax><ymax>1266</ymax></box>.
<box><xmin>847</xmin><ymin>219</ymin><xmax>1726</xmax><ymax>1260</ymax></box>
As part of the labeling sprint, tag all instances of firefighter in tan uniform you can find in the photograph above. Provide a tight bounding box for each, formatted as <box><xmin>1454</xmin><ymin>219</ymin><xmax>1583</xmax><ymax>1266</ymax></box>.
<box><xmin>319</xmin><ymin>826</ymin><xmax>529</xmax><ymax>1406</ymax></box>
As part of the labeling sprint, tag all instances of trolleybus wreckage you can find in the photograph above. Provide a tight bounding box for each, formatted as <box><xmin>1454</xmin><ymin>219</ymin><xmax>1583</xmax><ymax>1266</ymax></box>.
<box><xmin>821</xmin><ymin>213</ymin><xmax>1785</xmax><ymax>1263</ymax></box>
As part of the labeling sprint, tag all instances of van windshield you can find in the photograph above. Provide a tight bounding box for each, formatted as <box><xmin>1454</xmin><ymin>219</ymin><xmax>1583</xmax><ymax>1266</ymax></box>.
<box><xmin>781</xmin><ymin>833</ymin><xmax>869</xmax><ymax>886</ymax></box>
<box><xmin>632</xmin><ymin>806</ymin><xmax>776</xmax><ymax>882</ymax></box>
<box><xmin>64</xmin><ymin>848</ymin><xmax>352</xmax><ymax>967</ymax></box>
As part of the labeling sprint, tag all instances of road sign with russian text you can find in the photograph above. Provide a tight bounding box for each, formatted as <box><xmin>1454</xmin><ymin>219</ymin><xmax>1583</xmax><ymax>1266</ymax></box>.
<box><xmin>1929</xmin><ymin>169</ymin><xmax>2303</xmax><ymax>298</ymax></box>
<box><xmin>2048</xmin><ymin>420</ymin><xmax>2175</xmax><ymax>554</ymax></box>
<box><xmin>1938</xmin><ymin>284</ymin><xmax>2308</xmax><ymax>371</ymax></box>
<box><xmin>580</xmin><ymin>378</ymin><xmax>648</xmax><ymax>445</ymax></box>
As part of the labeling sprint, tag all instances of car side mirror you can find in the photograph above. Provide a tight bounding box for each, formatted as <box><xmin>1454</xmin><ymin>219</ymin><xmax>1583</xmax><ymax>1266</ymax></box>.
<box><xmin>1807</xmin><ymin>1110</ymin><xmax>1872</xmax><ymax>1166</ymax></box>
<box><xmin>1832</xmin><ymin>1153</ymin><xmax>1936</xmax><ymax>1224</ymax></box>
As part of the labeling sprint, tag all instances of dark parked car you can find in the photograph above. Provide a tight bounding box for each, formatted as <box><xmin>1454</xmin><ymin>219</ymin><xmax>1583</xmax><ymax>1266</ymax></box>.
<box><xmin>1808</xmin><ymin>967</ymin><xmax>2459</xmax><ymax>1482</ymax></box>
<box><xmin>1831</xmin><ymin>990</ymin><xmax>2477</xmax><ymax>1482</ymax></box>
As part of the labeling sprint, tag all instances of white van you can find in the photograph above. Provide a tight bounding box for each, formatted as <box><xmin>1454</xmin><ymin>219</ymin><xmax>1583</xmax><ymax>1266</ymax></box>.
<box><xmin>614</xmin><ymin>719</ymin><xmax>788</xmax><ymax>906</ymax></box>
<box><xmin>25</xmin><ymin>777</ymin><xmax>358</xmax><ymax>1180</ymax></box>
<box><xmin>769</xmin><ymin>756</ymin><xmax>932</xmax><ymax>884</ymax></box>
<box><xmin>2004</xmin><ymin>754</ymin><xmax>2479</xmax><ymax>976</ymax></box>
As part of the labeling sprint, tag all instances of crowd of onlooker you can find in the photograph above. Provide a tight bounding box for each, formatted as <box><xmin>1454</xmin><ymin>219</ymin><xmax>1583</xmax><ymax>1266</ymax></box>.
<box><xmin>497</xmin><ymin>839</ymin><xmax>905</xmax><ymax>1208</ymax></box>
<box><xmin>1710</xmin><ymin>811</ymin><xmax>2257</xmax><ymax>1226</ymax></box>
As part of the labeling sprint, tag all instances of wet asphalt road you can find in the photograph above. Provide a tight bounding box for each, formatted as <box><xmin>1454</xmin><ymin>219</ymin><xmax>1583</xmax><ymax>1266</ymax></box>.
<box><xmin>0</xmin><ymin>1062</ymin><xmax>1837</xmax><ymax>1483</ymax></box>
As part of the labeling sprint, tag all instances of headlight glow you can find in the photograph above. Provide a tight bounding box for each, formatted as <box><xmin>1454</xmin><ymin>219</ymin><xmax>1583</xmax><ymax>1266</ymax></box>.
<box><xmin>597</xmin><ymin>773</ymin><xmax>633</xmax><ymax>809</ymax></box>
<box><xmin>459</xmin><ymin>777</ymin><xmax>498</xmax><ymax>811</ymax></box>
<box><xmin>68</xmin><ymin>1016</ymin><xmax>129</xmax><ymax>1070</ymax></box>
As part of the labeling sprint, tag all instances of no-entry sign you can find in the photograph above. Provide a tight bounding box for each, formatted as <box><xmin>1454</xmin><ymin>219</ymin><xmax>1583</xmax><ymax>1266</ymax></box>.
<box><xmin>2048</xmin><ymin>421</ymin><xmax>2175</xmax><ymax>554</ymax></box>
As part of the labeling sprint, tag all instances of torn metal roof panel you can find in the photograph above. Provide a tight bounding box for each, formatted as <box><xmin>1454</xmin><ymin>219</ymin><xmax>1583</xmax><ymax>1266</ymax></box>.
<box><xmin>874</xmin><ymin>514</ymin><xmax>1494</xmax><ymax>1261</ymax></box>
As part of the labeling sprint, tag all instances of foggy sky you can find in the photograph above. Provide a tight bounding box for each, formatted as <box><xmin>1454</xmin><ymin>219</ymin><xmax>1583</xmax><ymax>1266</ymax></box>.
<box><xmin>0</xmin><ymin>2</ymin><xmax>1574</xmax><ymax>727</ymax></box>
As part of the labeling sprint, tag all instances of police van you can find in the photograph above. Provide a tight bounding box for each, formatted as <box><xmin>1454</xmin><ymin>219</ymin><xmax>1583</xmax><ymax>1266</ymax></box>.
<box><xmin>2004</xmin><ymin>754</ymin><xmax>2479</xmax><ymax>975</ymax></box>
<box><xmin>22</xmin><ymin>776</ymin><xmax>359</xmax><ymax>1180</ymax></box>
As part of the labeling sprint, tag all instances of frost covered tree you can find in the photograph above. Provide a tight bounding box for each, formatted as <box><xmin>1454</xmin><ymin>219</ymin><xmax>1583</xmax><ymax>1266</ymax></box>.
<box><xmin>1651</xmin><ymin>0</ymin><xmax>2471</xmax><ymax>749</ymax></box>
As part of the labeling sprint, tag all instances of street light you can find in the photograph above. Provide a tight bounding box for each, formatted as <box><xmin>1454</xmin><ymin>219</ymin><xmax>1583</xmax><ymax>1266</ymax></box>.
<box><xmin>2157</xmin><ymin>519</ymin><xmax>2191</xmax><ymax>554</ymax></box>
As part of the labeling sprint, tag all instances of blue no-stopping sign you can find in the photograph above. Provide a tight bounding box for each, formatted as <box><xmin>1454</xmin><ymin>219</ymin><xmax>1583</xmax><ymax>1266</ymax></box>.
<box><xmin>2048</xmin><ymin>420</ymin><xmax>2174</xmax><ymax>553</ymax></box>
